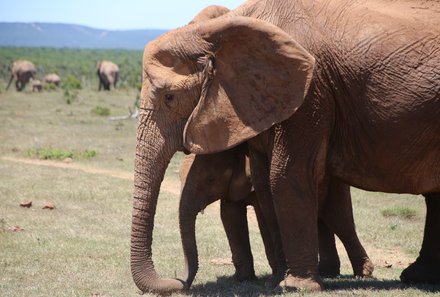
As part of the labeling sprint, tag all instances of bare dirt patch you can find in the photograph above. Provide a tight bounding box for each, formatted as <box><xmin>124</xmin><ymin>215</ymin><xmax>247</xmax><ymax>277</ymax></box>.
<box><xmin>1</xmin><ymin>156</ymin><xmax>181</xmax><ymax>195</ymax></box>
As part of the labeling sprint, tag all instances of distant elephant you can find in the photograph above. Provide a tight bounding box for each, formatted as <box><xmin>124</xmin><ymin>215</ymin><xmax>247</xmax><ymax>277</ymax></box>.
<box><xmin>96</xmin><ymin>60</ymin><xmax>119</xmax><ymax>91</ymax></box>
<box><xmin>44</xmin><ymin>73</ymin><xmax>61</xmax><ymax>87</ymax></box>
<box><xmin>6</xmin><ymin>60</ymin><xmax>37</xmax><ymax>92</ymax></box>
<box><xmin>179</xmin><ymin>146</ymin><xmax>373</xmax><ymax>288</ymax></box>
<box><xmin>130</xmin><ymin>0</ymin><xmax>440</xmax><ymax>294</ymax></box>
<box><xmin>31</xmin><ymin>79</ymin><xmax>43</xmax><ymax>92</ymax></box>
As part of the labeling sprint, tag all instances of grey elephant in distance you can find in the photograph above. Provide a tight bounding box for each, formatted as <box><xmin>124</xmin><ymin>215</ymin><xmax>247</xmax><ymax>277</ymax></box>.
<box><xmin>130</xmin><ymin>0</ymin><xmax>440</xmax><ymax>294</ymax></box>
<box><xmin>179</xmin><ymin>146</ymin><xmax>373</xmax><ymax>288</ymax></box>
<box><xmin>96</xmin><ymin>60</ymin><xmax>119</xmax><ymax>91</ymax></box>
<box><xmin>44</xmin><ymin>73</ymin><xmax>61</xmax><ymax>87</ymax></box>
<box><xmin>6</xmin><ymin>60</ymin><xmax>37</xmax><ymax>92</ymax></box>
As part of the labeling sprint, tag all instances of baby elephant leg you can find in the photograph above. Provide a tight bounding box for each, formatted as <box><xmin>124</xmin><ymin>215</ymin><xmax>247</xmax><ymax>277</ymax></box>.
<box><xmin>220</xmin><ymin>199</ymin><xmax>256</xmax><ymax>281</ymax></box>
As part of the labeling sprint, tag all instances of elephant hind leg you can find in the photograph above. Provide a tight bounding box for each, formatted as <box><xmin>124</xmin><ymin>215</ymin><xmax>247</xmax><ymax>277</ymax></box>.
<box><xmin>320</xmin><ymin>178</ymin><xmax>374</xmax><ymax>278</ymax></box>
<box><xmin>401</xmin><ymin>193</ymin><xmax>440</xmax><ymax>284</ymax></box>
<box><xmin>318</xmin><ymin>219</ymin><xmax>340</xmax><ymax>278</ymax></box>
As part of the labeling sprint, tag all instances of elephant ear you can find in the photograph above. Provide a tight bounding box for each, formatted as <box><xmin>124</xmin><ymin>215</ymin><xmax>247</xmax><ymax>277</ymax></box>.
<box><xmin>183</xmin><ymin>16</ymin><xmax>315</xmax><ymax>154</ymax></box>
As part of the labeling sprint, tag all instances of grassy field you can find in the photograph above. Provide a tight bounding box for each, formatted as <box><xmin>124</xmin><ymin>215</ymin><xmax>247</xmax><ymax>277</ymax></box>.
<box><xmin>0</xmin><ymin>47</ymin><xmax>143</xmax><ymax>90</ymax></box>
<box><xmin>0</xmin><ymin>81</ymin><xmax>439</xmax><ymax>296</ymax></box>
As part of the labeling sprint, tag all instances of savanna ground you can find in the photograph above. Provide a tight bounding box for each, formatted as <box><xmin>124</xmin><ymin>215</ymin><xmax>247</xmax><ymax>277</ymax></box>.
<box><xmin>0</xmin><ymin>48</ymin><xmax>439</xmax><ymax>297</ymax></box>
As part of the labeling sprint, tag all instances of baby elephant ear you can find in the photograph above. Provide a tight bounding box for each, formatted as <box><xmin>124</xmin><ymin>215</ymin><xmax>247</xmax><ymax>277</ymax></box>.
<box><xmin>184</xmin><ymin>16</ymin><xmax>315</xmax><ymax>154</ymax></box>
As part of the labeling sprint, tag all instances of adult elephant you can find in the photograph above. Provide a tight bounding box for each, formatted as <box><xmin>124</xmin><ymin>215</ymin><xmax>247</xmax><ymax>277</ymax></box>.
<box><xmin>96</xmin><ymin>60</ymin><xmax>119</xmax><ymax>91</ymax></box>
<box><xmin>6</xmin><ymin>60</ymin><xmax>37</xmax><ymax>92</ymax></box>
<box><xmin>179</xmin><ymin>146</ymin><xmax>373</xmax><ymax>288</ymax></box>
<box><xmin>44</xmin><ymin>73</ymin><xmax>61</xmax><ymax>87</ymax></box>
<box><xmin>131</xmin><ymin>0</ymin><xmax>440</xmax><ymax>293</ymax></box>
<box><xmin>189</xmin><ymin>5</ymin><xmax>230</xmax><ymax>24</ymax></box>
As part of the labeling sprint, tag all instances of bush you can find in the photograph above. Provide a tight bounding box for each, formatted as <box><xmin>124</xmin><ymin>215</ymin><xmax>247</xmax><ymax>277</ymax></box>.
<box><xmin>44</xmin><ymin>82</ymin><xmax>58</xmax><ymax>91</ymax></box>
<box><xmin>63</xmin><ymin>89</ymin><xmax>78</xmax><ymax>104</ymax></box>
<box><xmin>61</xmin><ymin>75</ymin><xmax>82</xmax><ymax>90</ymax></box>
<box><xmin>91</xmin><ymin>106</ymin><xmax>111</xmax><ymax>116</ymax></box>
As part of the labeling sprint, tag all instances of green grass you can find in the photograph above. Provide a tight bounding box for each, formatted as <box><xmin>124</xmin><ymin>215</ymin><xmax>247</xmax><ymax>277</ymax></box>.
<box><xmin>26</xmin><ymin>146</ymin><xmax>97</xmax><ymax>160</ymax></box>
<box><xmin>91</xmin><ymin>106</ymin><xmax>111</xmax><ymax>116</ymax></box>
<box><xmin>0</xmin><ymin>55</ymin><xmax>439</xmax><ymax>296</ymax></box>
<box><xmin>381</xmin><ymin>207</ymin><xmax>418</xmax><ymax>220</ymax></box>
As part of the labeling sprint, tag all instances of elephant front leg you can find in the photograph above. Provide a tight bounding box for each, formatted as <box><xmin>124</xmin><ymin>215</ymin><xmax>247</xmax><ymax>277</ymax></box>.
<box><xmin>268</xmin><ymin>130</ymin><xmax>325</xmax><ymax>291</ymax></box>
<box><xmin>249</xmin><ymin>149</ymin><xmax>287</xmax><ymax>287</ymax></box>
<box><xmin>400</xmin><ymin>193</ymin><xmax>440</xmax><ymax>284</ymax></box>
<box><xmin>220</xmin><ymin>199</ymin><xmax>256</xmax><ymax>282</ymax></box>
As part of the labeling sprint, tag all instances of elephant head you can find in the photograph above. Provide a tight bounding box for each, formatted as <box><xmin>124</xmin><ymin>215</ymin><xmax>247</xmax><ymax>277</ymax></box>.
<box><xmin>131</xmin><ymin>16</ymin><xmax>315</xmax><ymax>294</ymax></box>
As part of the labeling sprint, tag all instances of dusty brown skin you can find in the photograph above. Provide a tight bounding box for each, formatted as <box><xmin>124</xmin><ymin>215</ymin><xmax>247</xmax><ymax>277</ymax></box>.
<box><xmin>132</xmin><ymin>0</ymin><xmax>440</xmax><ymax>293</ymax></box>
<box><xmin>179</xmin><ymin>146</ymin><xmax>373</xmax><ymax>288</ymax></box>
<box><xmin>44</xmin><ymin>73</ymin><xmax>61</xmax><ymax>87</ymax></box>
<box><xmin>189</xmin><ymin>5</ymin><xmax>231</xmax><ymax>24</ymax></box>
<box><xmin>96</xmin><ymin>60</ymin><xmax>119</xmax><ymax>91</ymax></box>
<box><xmin>6</xmin><ymin>60</ymin><xmax>37</xmax><ymax>92</ymax></box>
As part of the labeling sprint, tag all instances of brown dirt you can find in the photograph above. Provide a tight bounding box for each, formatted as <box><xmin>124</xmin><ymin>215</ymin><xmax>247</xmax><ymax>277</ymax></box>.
<box><xmin>0</xmin><ymin>156</ymin><xmax>181</xmax><ymax>196</ymax></box>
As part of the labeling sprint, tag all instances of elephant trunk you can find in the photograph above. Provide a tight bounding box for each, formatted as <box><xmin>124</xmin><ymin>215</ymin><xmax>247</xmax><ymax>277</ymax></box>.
<box><xmin>178</xmin><ymin>186</ymin><xmax>200</xmax><ymax>287</ymax></box>
<box><xmin>131</xmin><ymin>111</ymin><xmax>187</xmax><ymax>294</ymax></box>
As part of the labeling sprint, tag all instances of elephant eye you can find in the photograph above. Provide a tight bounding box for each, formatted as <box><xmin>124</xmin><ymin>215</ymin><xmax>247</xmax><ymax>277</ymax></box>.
<box><xmin>206</xmin><ymin>175</ymin><xmax>215</xmax><ymax>185</ymax></box>
<box><xmin>164</xmin><ymin>94</ymin><xmax>174</xmax><ymax>102</ymax></box>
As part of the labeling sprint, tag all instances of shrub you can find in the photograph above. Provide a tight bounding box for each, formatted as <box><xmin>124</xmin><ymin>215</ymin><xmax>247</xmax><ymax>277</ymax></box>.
<box><xmin>91</xmin><ymin>106</ymin><xmax>111</xmax><ymax>116</ymax></box>
<box><xmin>61</xmin><ymin>75</ymin><xmax>82</xmax><ymax>90</ymax></box>
<box><xmin>63</xmin><ymin>89</ymin><xmax>78</xmax><ymax>104</ymax></box>
<box><xmin>44</xmin><ymin>82</ymin><xmax>58</xmax><ymax>91</ymax></box>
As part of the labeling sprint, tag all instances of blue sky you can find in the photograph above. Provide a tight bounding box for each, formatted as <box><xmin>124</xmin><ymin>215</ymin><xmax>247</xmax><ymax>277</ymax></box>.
<box><xmin>0</xmin><ymin>0</ymin><xmax>244</xmax><ymax>30</ymax></box>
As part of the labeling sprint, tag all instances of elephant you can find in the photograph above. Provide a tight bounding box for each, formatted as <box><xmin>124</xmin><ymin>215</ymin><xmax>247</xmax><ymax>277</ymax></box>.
<box><xmin>44</xmin><ymin>73</ymin><xmax>61</xmax><ymax>87</ymax></box>
<box><xmin>5</xmin><ymin>60</ymin><xmax>37</xmax><ymax>92</ymax></box>
<box><xmin>96</xmin><ymin>60</ymin><xmax>119</xmax><ymax>91</ymax></box>
<box><xmin>189</xmin><ymin>5</ymin><xmax>230</xmax><ymax>25</ymax></box>
<box><xmin>131</xmin><ymin>0</ymin><xmax>440</xmax><ymax>293</ymax></box>
<box><xmin>31</xmin><ymin>79</ymin><xmax>43</xmax><ymax>92</ymax></box>
<box><xmin>179</xmin><ymin>145</ymin><xmax>373</xmax><ymax>288</ymax></box>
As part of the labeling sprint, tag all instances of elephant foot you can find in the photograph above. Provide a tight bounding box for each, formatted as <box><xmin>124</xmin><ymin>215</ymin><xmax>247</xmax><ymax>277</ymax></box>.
<box><xmin>400</xmin><ymin>257</ymin><xmax>440</xmax><ymax>284</ymax></box>
<box><xmin>264</xmin><ymin>270</ymin><xmax>286</xmax><ymax>288</ymax></box>
<box><xmin>353</xmin><ymin>257</ymin><xmax>374</xmax><ymax>278</ymax></box>
<box><xmin>319</xmin><ymin>260</ymin><xmax>340</xmax><ymax>278</ymax></box>
<box><xmin>279</xmin><ymin>274</ymin><xmax>323</xmax><ymax>292</ymax></box>
<box><xmin>233</xmin><ymin>270</ymin><xmax>257</xmax><ymax>282</ymax></box>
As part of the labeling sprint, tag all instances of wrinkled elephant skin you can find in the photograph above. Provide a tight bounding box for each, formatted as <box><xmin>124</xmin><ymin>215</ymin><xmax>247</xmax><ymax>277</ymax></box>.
<box><xmin>131</xmin><ymin>0</ymin><xmax>440</xmax><ymax>293</ymax></box>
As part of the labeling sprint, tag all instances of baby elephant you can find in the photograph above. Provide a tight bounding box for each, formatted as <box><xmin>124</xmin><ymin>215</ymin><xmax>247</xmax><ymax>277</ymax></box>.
<box><xmin>179</xmin><ymin>145</ymin><xmax>373</xmax><ymax>288</ymax></box>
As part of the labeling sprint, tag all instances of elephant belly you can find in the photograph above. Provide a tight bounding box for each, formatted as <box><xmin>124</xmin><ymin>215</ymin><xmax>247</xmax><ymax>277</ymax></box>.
<box><xmin>329</xmin><ymin>123</ymin><xmax>440</xmax><ymax>195</ymax></box>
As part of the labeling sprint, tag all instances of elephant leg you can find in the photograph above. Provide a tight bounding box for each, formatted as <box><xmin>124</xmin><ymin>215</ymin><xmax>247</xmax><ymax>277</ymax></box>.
<box><xmin>401</xmin><ymin>193</ymin><xmax>440</xmax><ymax>284</ymax></box>
<box><xmin>220</xmin><ymin>199</ymin><xmax>256</xmax><ymax>281</ymax></box>
<box><xmin>317</xmin><ymin>219</ymin><xmax>340</xmax><ymax>277</ymax></box>
<box><xmin>5</xmin><ymin>75</ymin><xmax>14</xmax><ymax>90</ymax></box>
<box><xmin>16</xmin><ymin>80</ymin><xmax>22</xmax><ymax>92</ymax></box>
<box><xmin>248</xmin><ymin>192</ymin><xmax>286</xmax><ymax>278</ymax></box>
<box><xmin>320</xmin><ymin>177</ymin><xmax>373</xmax><ymax>277</ymax></box>
<box><xmin>248</xmin><ymin>148</ymin><xmax>286</xmax><ymax>287</ymax></box>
